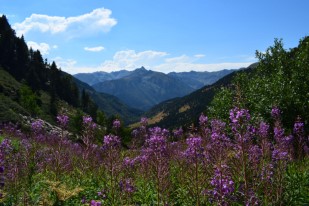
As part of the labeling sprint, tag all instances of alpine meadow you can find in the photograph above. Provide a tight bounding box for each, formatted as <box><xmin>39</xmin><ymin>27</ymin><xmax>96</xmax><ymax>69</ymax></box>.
<box><xmin>1</xmin><ymin>1</ymin><xmax>309</xmax><ymax>205</ymax></box>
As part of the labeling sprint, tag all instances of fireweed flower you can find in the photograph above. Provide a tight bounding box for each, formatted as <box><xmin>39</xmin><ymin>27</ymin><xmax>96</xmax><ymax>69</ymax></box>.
<box><xmin>83</xmin><ymin>116</ymin><xmax>96</xmax><ymax>129</ymax></box>
<box><xmin>145</xmin><ymin>134</ymin><xmax>167</xmax><ymax>155</ymax></box>
<box><xmin>103</xmin><ymin>134</ymin><xmax>121</xmax><ymax>148</ymax></box>
<box><xmin>229</xmin><ymin>107</ymin><xmax>251</xmax><ymax>125</ymax></box>
<box><xmin>90</xmin><ymin>200</ymin><xmax>101</xmax><ymax>206</ymax></box>
<box><xmin>271</xmin><ymin>107</ymin><xmax>281</xmax><ymax>119</ymax></box>
<box><xmin>140</xmin><ymin>117</ymin><xmax>148</xmax><ymax>126</ymax></box>
<box><xmin>173</xmin><ymin>127</ymin><xmax>183</xmax><ymax>139</ymax></box>
<box><xmin>199</xmin><ymin>113</ymin><xmax>208</xmax><ymax>126</ymax></box>
<box><xmin>258</xmin><ymin>122</ymin><xmax>269</xmax><ymax>139</ymax></box>
<box><xmin>31</xmin><ymin>119</ymin><xmax>44</xmax><ymax>133</ymax></box>
<box><xmin>208</xmin><ymin>164</ymin><xmax>234</xmax><ymax>203</ymax></box>
<box><xmin>112</xmin><ymin>119</ymin><xmax>121</xmax><ymax>130</ymax></box>
<box><xmin>183</xmin><ymin>136</ymin><xmax>204</xmax><ymax>162</ymax></box>
<box><xmin>56</xmin><ymin>114</ymin><xmax>69</xmax><ymax>128</ymax></box>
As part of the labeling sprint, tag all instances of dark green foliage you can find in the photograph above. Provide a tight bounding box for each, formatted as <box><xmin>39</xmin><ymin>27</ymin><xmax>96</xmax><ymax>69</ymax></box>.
<box><xmin>207</xmin><ymin>87</ymin><xmax>234</xmax><ymax>122</ymax></box>
<box><xmin>283</xmin><ymin>160</ymin><xmax>309</xmax><ymax>205</ymax></box>
<box><xmin>19</xmin><ymin>84</ymin><xmax>41</xmax><ymax>116</ymax></box>
<box><xmin>211</xmin><ymin>37</ymin><xmax>309</xmax><ymax>130</ymax></box>
<box><xmin>0</xmin><ymin>15</ymin><xmax>109</xmax><ymax>125</ymax></box>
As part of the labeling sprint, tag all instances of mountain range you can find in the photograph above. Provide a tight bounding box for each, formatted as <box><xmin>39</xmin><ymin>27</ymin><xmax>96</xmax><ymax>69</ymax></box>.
<box><xmin>75</xmin><ymin>67</ymin><xmax>235</xmax><ymax>110</ymax></box>
<box><xmin>143</xmin><ymin>63</ymin><xmax>258</xmax><ymax>128</ymax></box>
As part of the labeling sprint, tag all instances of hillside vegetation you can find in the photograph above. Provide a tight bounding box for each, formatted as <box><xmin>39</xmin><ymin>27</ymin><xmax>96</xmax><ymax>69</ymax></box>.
<box><xmin>0</xmin><ymin>15</ymin><xmax>141</xmax><ymax>127</ymax></box>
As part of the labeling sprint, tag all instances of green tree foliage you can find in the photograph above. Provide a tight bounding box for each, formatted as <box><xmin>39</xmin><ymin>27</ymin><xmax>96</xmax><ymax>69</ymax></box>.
<box><xmin>19</xmin><ymin>84</ymin><xmax>41</xmax><ymax>116</ymax></box>
<box><xmin>0</xmin><ymin>15</ymin><xmax>101</xmax><ymax>123</ymax></box>
<box><xmin>207</xmin><ymin>87</ymin><xmax>234</xmax><ymax>121</ymax></box>
<box><xmin>209</xmin><ymin>37</ymin><xmax>309</xmax><ymax>130</ymax></box>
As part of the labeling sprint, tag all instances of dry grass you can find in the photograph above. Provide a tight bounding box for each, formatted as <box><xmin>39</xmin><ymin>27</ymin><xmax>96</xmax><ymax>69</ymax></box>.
<box><xmin>178</xmin><ymin>104</ymin><xmax>190</xmax><ymax>113</ymax></box>
<box><xmin>129</xmin><ymin>111</ymin><xmax>167</xmax><ymax>128</ymax></box>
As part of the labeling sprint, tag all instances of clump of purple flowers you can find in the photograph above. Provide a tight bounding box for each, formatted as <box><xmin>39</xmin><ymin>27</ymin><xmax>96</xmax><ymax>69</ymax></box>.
<box><xmin>199</xmin><ymin>113</ymin><xmax>208</xmax><ymax>126</ymax></box>
<box><xmin>183</xmin><ymin>136</ymin><xmax>204</xmax><ymax>162</ymax></box>
<box><xmin>271</xmin><ymin>107</ymin><xmax>281</xmax><ymax>119</ymax></box>
<box><xmin>90</xmin><ymin>200</ymin><xmax>101</xmax><ymax>206</ymax></box>
<box><xmin>31</xmin><ymin>119</ymin><xmax>44</xmax><ymax>133</ymax></box>
<box><xmin>208</xmin><ymin>164</ymin><xmax>234</xmax><ymax>204</ymax></box>
<box><xmin>56</xmin><ymin>114</ymin><xmax>69</xmax><ymax>129</ymax></box>
<box><xmin>103</xmin><ymin>134</ymin><xmax>121</xmax><ymax>149</ymax></box>
<box><xmin>83</xmin><ymin>116</ymin><xmax>96</xmax><ymax>130</ymax></box>
<box><xmin>112</xmin><ymin>119</ymin><xmax>121</xmax><ymax>130</ymax></box>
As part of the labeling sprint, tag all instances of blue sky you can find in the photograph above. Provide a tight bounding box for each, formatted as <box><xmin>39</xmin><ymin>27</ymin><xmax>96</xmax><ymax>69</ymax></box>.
<box><xmin>1</xmin><ymin>0</ymin><xmax>309</xmax><ymax>74</ymax></box>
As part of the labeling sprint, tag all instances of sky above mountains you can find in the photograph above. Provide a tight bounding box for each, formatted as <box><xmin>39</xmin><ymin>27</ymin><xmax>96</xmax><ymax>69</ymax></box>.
<box><xmin>1</xmin><ymin>0</ymin><xmax>309</xmax><ymax>74</ymax></box>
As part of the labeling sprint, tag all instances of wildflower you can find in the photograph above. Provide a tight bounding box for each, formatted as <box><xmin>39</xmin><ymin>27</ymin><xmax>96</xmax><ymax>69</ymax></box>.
<box><xmin>56</xmin><ymin>114</ymin><xmax>69</xmax><ymax>128</ymax></box>
<box><xmin>140</xmin><ymin>117</ymin><xmax>148</xmax><ymax>126</ymax></box>
<box><xmin>173</xmin><ymin>127</ymin><xmax>183</xmax><ymax>139</ymax></box>
<box><xmin>112</xmin><ymin>119</ymin><xmax>121</xmax><ymax>129</ymax></box>
<box><xmin>183</xmin><ymin>136</ymin><xmax>204</xmax><ymax>162</ymax></box>
<box><xmin>31</xmin><ymin>119</ymin><xmax>44</xmax><ymax>133</ymax></box>
<box><xmin>199</xmin><ymin>113</ymin><xmax>208</xmax><ymax>126</ymax></box>
<box><xmin>83</xmin><ymin>116</ymin><xmax>96</xmax><ymax>129</ymax></box>
<box><xmin>208</xmin><ymin>165</ymin><xmax>234</xmax><ymax>203</ymax></box>
<box><xmin>271</xmin><ymin>107</ymin><xmax>281</xmax><ymax>119</ymax></box>
<box><xmin>103</xmin><ymin>134</ymin><xmax>121</xmax><ymax>148</ymax></box>
<box><xmin>258</xmin><ymin>122</ymin><xmax>269</xmax><ymax>139</ymax></box>
<box><xmin>90</xmin><ymin>200</ymin><xmax>101</xmax><ymax>206</ymax></box>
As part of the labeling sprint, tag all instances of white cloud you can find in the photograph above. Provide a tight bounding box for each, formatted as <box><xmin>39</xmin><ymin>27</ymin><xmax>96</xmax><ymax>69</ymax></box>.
<box><xmin>13</xmin><ymin>8</ymin><xmax>117</xmax><ymax>37</ymax></box>
<box><xmin>165</xmin><ymin>55</ymin><xmax>190</xmax><ymax>63</ymax></box>
<box><xmin>154</xmin><ymin>62</ymin><xmax>253</xmax><ymax>73</ymax></box>
<box><xmin>53</xmin><ymin>57</ymin><xmax>77</xmax><ymax>70</ymax></box>
<box><xmin>55</xmin><ymin>50</ymin><xmax>253</xmax><ymax>75</ymax></box>
<box><xmin>84</xmin><ymin>46</ymin><xmax>105</xmax><ymax>52</ymax></box>
<box><xmin>194</xmin><ymin>54</ymin><xmax>205</xmax><ymax>58</ymax></box>
<box><xmin>27</xmin><ymin>41</ymin><xmax>50</xmax><ymax>55</ymax></box>
<box><xmin>99</xmin><ymin>50</ymin><xmax>169</xmax><ymax>72</ymax></box>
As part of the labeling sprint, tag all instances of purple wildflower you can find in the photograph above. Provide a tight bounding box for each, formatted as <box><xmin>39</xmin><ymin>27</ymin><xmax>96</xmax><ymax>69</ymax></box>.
<box><xmin>97</xmin><ymin>189</ymin><xmax>107</xmax><ymax>199</ymax></box>
<box><xmin>140</xmin><ymin>117</ymin><xmax>148</xmax><ymax>126</ymax></box>
<box><xmin>145</xmin><ymin>134</ymin><xmax>167</xmax><ymax>154</ymax></box>
<box><xmin>112</xmin><ymin>119</ymin><xmax>121</xmax><ymax>129</ymax></box>
<box><xmin>199</xmin><ymin>113</ymin><xmax>208</xmax><ymax>126</ymax></box>
<box><xmin>272</xmin><ymin>148</ymin><xmax>289</xmax><ymax>161</ymax></box>
<box><xmin>83</xmin><ymin>116</ymin><xmax>96</xmax><ymax>129</ymax></box>
<box><xmin>183</xmin><ymin>136</ymin><xmax>204</xmax><ymax>162</ymax></box>
<box><xmin>271</xmin><ymin>107</ymin><xmax>281</xmax><ymax>119</ymax></box>
<box><xmin>90</xmin><ymin>200</ymin><xmax>101</xmax><ymax>206</ymax></box>
<box><xmin>258</xmin><ymin>122</ymin><xmax>269</xmax><ymax>139</ymax></box>
<box><xmin>56</xmin><ymin>114</ymin><xmax>69</xmax><ymax>128</ymax></box>
<box><xmin>31</xmin><ymin>119</ymin><xmax>44</xmax><ymax>133</ymax></box>
<box><xmin>208</xmin><ymin>164</ymin><xmax>234</xmax><ymax>203</ymax></box>
<box><xmin>293</xmin><ymin>121</ymin><xmax>304</xmax><ymax>135</ymax></box>
<box><xmin>173</xmin><ymin>127</ymin><xmax>183</xmax><ymax>139</ymax></box>
<box><xmin>103</xmin><ymin>134</ymin><xmax>121</xmax><ymax>148</ymax></box>
<box><xmin>229</xmin><ymin>107</ymin><xmax>251</xmax><ymax>124</ymax></box>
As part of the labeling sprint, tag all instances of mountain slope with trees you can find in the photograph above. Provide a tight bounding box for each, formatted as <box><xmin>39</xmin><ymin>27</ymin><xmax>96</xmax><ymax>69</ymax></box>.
<box><xmin>0</xmin><ymin>15</ymin><xmax>140</xmax><ymax>125</ymax></box>
<box><xmin>143</xmin><ymin>63</ymin><xmax>257</xmax><ymax>128</ymax></box>
<box><xmin>92</xmin><ymin>67</ymin><xmax>195</xmax><ymax>110</ymax></box>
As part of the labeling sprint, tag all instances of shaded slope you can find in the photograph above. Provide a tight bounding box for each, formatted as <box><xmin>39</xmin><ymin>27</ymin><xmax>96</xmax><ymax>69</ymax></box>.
<box><xmin>92</xmin><ymin>67</ymin><xmax>195</xmax><ymax>111</ymax></box>
<box><xmin>72</xmin><ymin>76</ymin><xmax>143</xmax><ymax>124</ymax></box>
<box><xmin>144</xmin><ymin>64</ymin><xmax>257</xmax><ymax>129</ymax></box>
